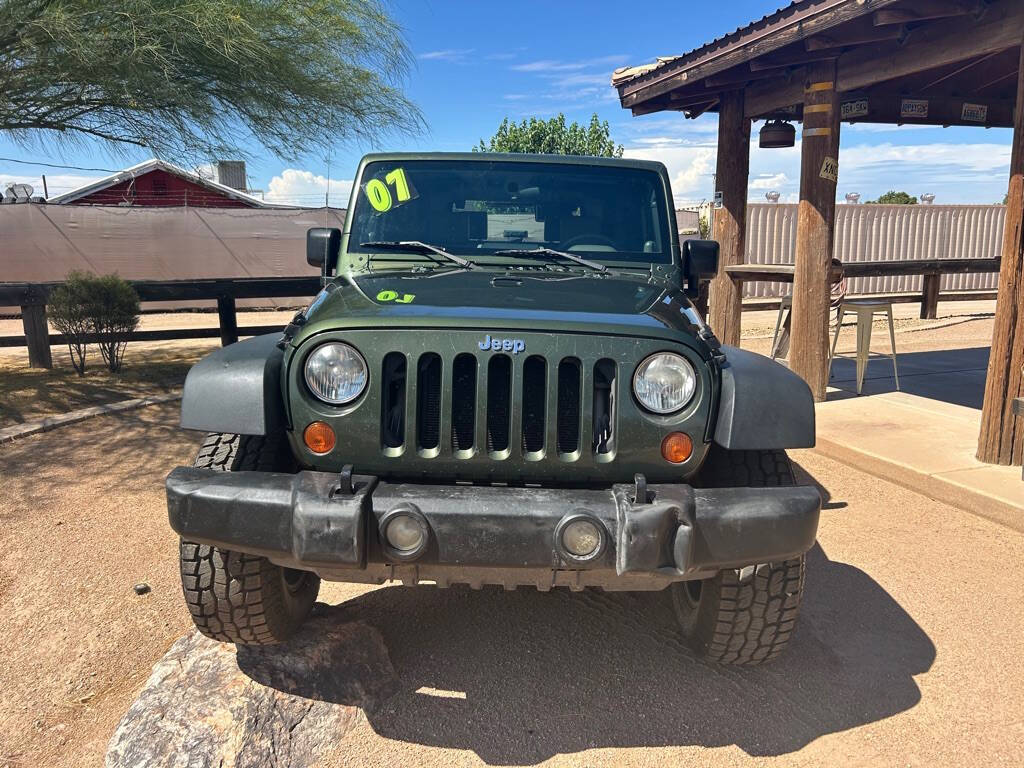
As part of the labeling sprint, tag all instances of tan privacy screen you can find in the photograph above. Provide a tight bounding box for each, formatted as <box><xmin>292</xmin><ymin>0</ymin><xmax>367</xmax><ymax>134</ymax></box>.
<box><xmin>1</xmin><ymin>205</ymin><xmax>346</xmax><ymax>311</ymax></box>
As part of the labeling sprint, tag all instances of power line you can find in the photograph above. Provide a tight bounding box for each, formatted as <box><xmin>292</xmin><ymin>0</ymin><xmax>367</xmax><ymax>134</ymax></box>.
<box><xmin>0</xmin><ymin>157</ymin><xmax>118</xmax><ymax>173</ymax></box>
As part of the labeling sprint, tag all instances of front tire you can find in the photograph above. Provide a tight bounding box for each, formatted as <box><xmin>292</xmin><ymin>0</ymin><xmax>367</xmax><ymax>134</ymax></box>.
<box><xmin>178</xmin><ymin>433</ymin><xmax>320</xmax><ymax>645</ymax></box>
<box><xmin>670</xmin><ymin>446</ymin><xmax>807</xmax><ymax>665</ymax></box>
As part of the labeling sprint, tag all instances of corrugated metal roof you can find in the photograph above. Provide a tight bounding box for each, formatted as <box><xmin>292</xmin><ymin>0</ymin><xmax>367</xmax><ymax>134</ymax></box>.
<box><xmin>611</xmin><ymin>0</ymin><xmax>863</xmax><ymax>95</ymax></box>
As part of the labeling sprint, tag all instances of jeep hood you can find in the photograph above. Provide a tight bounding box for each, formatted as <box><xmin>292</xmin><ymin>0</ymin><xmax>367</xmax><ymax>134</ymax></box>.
<box><xmin>293</xmin><ymin>269</ymin><xmax>708</xmax><ymax>346</ymax></box>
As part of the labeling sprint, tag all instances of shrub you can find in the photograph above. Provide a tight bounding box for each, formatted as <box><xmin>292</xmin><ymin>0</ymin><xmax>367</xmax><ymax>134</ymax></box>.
<box><xmin>48</xmin><ymin>272</ymin><xmax>94</xmax><ymax>375</ymax></box>
<box><xmin>48</xmin><ymin>272</ymin><xmax>141</xmax><ymax>375</ymax></box>
<box><xmin>90</xmin><ymin>274</ymin><xmax>141</xmax><ymax>372</ymax></box>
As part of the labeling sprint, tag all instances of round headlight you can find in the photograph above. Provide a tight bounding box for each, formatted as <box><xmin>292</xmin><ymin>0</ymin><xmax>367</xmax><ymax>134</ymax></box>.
<box><xmin>633</xmin><ymin>353</ymin><xmax>697</xmax><ymax>414</ymax></box>
<box><xmin>304</xmin><ymin>342</ymin><xmax>367</xmax><ymax>404</ymax></box>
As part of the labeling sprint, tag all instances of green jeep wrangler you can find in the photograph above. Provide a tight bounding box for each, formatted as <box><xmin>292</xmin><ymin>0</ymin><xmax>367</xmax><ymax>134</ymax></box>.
<box><xmin>167</xmin><ymin>153</ymin><xmax>819</xmax><ymax>665</ymax></box>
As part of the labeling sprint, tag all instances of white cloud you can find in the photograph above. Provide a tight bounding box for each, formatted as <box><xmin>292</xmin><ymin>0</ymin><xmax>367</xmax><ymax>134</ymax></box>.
<box><xmin>749</xmin><ymin>173</ymin><xmax>789</xmax><ymax>190</ymax></box>
<box><xmin>418</xmin><ymin>49</ymin><xmax>474</xmax><ymax>62</ymax></box>
<box><xmin>510</xmin><ymin>55</ymin><xmax>628</xmax><ymax>73</ymax></box>
<box><xmin>627</xmin><ymin>130</ymin><xmax>1013</xmax><ymax>205</ymax></box>
<box><xmin>265</xmin><ymin>169</ymin><xmax>353</xmax><ymax>207</ymax></box>
<box><xmin>623</xmin><ymin>145</ymin><xmax>716</xmax><ymax>204</ymax></box>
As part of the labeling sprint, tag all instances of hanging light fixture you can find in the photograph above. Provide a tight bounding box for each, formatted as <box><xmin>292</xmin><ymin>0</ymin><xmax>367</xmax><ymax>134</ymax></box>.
<box><xmin>759</xmin><ymin>119</ymin><xmax>796</xmax><ymax>148</ymax></box>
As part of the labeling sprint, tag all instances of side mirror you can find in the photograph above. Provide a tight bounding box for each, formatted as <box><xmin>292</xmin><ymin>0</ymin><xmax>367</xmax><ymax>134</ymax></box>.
<box><xmin>681</xmin><ymin>239</ymin><xmax>719</xmax><ymax>298</ymax></box>
<box><xmin>306</xmin><ymin>227</ymin><xmax>341</xmax><ymax>274</ymax></box>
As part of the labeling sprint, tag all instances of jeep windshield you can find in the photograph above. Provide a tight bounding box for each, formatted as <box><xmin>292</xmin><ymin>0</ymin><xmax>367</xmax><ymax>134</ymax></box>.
<box><xmin>348</xmin><ymin>158</ymin><xmax>674</xmax><ymax>266</ymax></box>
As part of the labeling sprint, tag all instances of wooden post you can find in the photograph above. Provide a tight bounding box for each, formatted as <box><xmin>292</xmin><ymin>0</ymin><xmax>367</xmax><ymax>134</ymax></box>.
<box><xmin>920</xmin><ymin>272</ymin><xmax>941</xmax><ymax>319</ymax></box>
<box><xmin>790</xmin><ymin>60</ymin><xmax>841</xmax><ymax>401</ymax></box>
<box><xmin>217</xmin><ymin>296</ymin><xmax>238</xmax><ymax>346</ymax></box>
<box><xmin>708</xmin><ymin>91</ymin><xmax>750</xmax><ymax>347</ymax></box>
<box><xmin>978</xmin><ymin>40</ymin><xmax>1024</xmax><ymax>466</ymax></box>
<box><xmin>21</xmin><ymin>304</ymin><xmax>52</xmax><ymax>369</ymax></box>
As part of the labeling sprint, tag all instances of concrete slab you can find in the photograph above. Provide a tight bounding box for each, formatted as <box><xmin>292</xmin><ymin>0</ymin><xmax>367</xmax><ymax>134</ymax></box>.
<box><xmin>814</xmin><ymin>392</ymin><xmax>1024</xmax><ymax>533</ymax></box>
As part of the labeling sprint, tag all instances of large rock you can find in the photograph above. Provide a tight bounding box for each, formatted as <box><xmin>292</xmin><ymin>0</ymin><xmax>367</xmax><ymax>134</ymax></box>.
<box><xmin>106</xmin><ymin>607</ymin><xmax>398</xmax><ymax>768</ymax></box>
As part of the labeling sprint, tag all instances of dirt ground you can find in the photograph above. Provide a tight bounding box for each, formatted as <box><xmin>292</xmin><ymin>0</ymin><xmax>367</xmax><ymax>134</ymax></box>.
<box><xmin>0</xmin><ymin>309</ymin><xmax>293</xmax><ymax>428</ymax></box>
<box><xmin>0</xmin><ymin>301</ymin><xmax>1014</xmax><ymax>767</ymax></box>
<box><xmin>1</xmin><ymin>395</ymin><xmax>1023</xmax><ymax>767</ymax></box>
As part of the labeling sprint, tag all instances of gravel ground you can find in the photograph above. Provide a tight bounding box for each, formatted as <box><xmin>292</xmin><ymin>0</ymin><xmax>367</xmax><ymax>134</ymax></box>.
<box><xmin>1</xmin><ymin>400</ymin><xmax>1022</xmax><ymax>767</ymax></box>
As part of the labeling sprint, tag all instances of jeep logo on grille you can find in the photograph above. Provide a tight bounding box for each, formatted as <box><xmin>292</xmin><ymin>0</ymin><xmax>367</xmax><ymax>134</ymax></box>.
<box><xmin>478</xmin><ymin>334</ymin><xmax>525</xmax><ymax>355</ymax></box>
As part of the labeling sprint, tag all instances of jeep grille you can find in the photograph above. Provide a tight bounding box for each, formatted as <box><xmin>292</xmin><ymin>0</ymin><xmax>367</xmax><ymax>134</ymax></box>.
<box><xmin>378</xmin><ymin>349</ymin><xmax>615</xmax><ymax>462</ymax></box>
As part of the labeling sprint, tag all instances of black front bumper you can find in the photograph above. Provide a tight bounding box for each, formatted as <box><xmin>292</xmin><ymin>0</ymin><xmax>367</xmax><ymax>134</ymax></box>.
<box><xmin>166</xmin><ymin>467</ymin><xmax>820</xmax><ymax>584</ymax></box>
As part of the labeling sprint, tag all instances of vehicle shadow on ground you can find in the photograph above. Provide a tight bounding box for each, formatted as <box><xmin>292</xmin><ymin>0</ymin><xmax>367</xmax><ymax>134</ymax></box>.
<box><xmin>239</xmin><ymin>464</ymin><xmax>936</xmax><ymax>764</ymax></box>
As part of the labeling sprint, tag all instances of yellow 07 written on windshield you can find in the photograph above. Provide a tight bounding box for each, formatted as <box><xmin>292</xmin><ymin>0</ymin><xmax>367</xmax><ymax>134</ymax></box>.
<box><xmin>364</xmin><ymin>168</ymin><xmax>414</xmax><ymax>212</ymax></box>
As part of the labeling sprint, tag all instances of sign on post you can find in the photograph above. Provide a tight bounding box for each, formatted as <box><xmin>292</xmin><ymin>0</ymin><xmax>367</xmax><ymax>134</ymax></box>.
<box><xmin>900</xmin><ymin>98</ymin><xmax>929</xmax><ymax>119</ymax></box>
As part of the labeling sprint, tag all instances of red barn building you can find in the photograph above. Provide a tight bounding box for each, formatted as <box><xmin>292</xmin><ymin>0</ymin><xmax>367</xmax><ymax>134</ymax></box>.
<box><xmin>47</xmin><ymin>159</ymin><xmax>271</xmax><ymax>208</ymax></box>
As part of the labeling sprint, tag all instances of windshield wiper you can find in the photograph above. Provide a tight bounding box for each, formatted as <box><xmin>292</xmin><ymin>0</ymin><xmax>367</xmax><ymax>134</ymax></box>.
<box><xmin>360</xmin><ymin>240</ymin><xmax>478</xmax><ymax>270</ymax></box>
<box><xmin>492</xmin><ymin>247</ymin><xmax>608</xmax><ymax>274</ymax></box>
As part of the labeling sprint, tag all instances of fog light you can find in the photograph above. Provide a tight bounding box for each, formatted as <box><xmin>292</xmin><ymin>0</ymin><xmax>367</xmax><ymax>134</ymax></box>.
<box><xmin>661</xmin><ymin>432</ymin><xmax>693</xmax><ymax>464</ymax></box>
<box><xmin>385</xmin><ymin>514</ymin><xmax>425</xmax><ymax>552</ymax></box>
<box><xmin>555</xmin><ymin>513</ymin><xmax>606</xmax><ymax>563</ymax></box>
<box><xmin>562</xmin><ymin>519</ymin><xmax>601</xmax><ymax>557</ymax></box>
<box><xmin>379</xmin><ymin>504</ymin><xmax>430</xmax><ymax>561</ymax></box>
<box><xmin>303</xmin><ymin>421</ymin><xmax>336</xmax><ymax>454</ymax></box>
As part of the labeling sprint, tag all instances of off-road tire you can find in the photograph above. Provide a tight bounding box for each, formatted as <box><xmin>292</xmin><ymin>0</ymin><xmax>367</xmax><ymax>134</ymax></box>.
<box><xmin>669</xmin><ymin>445</ymin><xmax>806</xmax><ymax>665</ymax></box>
<box><xmin>179</xmin><ymin>432</ymin><xmax>320</xmax><ymax>645</ymax></box>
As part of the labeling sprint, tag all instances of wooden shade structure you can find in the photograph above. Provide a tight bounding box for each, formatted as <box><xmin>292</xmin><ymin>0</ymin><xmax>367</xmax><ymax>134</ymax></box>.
<box><xmin>612</xmin><ymin>0</ymin><xmax>1024</xmax><ymax>467</ymax></box>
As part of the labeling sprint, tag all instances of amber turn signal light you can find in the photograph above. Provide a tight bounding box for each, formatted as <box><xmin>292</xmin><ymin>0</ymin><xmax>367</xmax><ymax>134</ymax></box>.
<box><xmin>303</xmin><ymin>421</ymin><xmax>336</xmax><ymax>454</ymax></box>
<box><xmin>661</xmin><ymin>432</ymin><xmax>693</xmax><ymax>464</ymax></box>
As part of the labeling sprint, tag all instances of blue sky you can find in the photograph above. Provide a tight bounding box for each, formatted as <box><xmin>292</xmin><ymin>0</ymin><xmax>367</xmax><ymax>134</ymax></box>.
<box><xmin>0</xmin><ymin>0</ymin><xmax>1014</xmax><ymax>206</ymax></box>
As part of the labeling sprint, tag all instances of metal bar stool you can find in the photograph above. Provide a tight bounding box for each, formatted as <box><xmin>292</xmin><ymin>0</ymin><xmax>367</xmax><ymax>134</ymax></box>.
<box><xmin>827</xmin><ymin>299</ymin><xmax>900</xmax><ymax>394</ymax></box>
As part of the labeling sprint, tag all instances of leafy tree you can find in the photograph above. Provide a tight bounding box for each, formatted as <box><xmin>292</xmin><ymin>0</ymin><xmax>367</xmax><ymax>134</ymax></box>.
<box><xmin>0</xmin><ymin>0</ymin><xmax>422</xmax><ymax>161</ymax></box>
<box><xmin>867</xmin><ymin>190</ymin><xmax>918</xmax><ymax>204</ymax></box>
<box><xmin>476</xmin><ymin>113</ymin><xmax>624</xmax><ymax>157</ymax></box>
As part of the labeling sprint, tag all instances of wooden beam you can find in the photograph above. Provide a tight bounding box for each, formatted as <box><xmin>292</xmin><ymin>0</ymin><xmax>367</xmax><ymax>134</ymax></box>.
<box><xmin>978</xmin><ymin>39</ymin><xmax>1024</xmax><ymax>466</ymax></box>
<box><xmin>749</xmin><ymin>50</ymin><xmax>841</xmax><ymax>71</ymax></box>
<box><xmin>789</xmin><ymin>61</ymin><xmax>841</xmax><ymax>401</ymax></box>
<box><xmin>686</xmin><ymin>99</ymin><xmax>719</xmax><ymax>118</ymax></box>
<box><xmin>805</xmin><ymin>23</ymin><xmax>905</xmax><ymax>51</ymax></box>
<box><xmin>21</xmin><ymin>304</ymin><xmax>52</xmax><ymax>369</ymax></box>
<box><xmin>745</xmin><ymin>0</ymin><xmax>1024</xmax><ymax>118</ymax></box>
<box><xmin>619</xmin><ymin>0</ymin><xmax>901</xmax><ymax>108</ymax></box>
<box><xmin>840</xmin><ymin>2</ymin><xmax>1023</xmax><ymax>93</ymax></box>
<box><xmin>839</xmin><ymin>90</ymin><xmax>1015</xmax><ymax>128</ymax></box>
<box><xmin>704</xmin><ymin>65</ymin><xmax>761</xmax><ymax>88</ymax></box>
<box><xmin>920</xmin><ymin>273</ymin><xmax>941</xmax><ymax>319</ymax></box>
<box><xmin>708</xmin><ymin>91</ymin><xmax>750</xmax><ymax>347</ymax></box>
<box><xmin>217</xmin><ymin>296</ymin><xmax>238</xmax><ymax>346</ymax></box>
<box><xmin>921</xmin><ymin>51</ymin><xmax>1002</xmax><ymax>90</ymax></box>
<box><xmin>873</xmin><ymin>0</ymin><xmax>980</xmax><ymax>26</ymax></box>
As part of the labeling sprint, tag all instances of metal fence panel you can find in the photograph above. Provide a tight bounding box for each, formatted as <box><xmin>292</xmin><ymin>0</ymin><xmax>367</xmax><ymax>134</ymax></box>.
<box><xmin>742</xmin><ymin>203</ymin><xmax>1004</xmax><ymax>297</ymax></box>
<box><xmin>0</xmin><ymin>205</ymin><xmax>346</xmax><ymax>311</ymax></box>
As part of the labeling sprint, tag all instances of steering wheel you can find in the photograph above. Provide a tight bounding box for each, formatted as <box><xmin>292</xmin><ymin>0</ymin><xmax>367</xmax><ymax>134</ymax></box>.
<box><xmin>560</xmin><ymin>233</ymin><xmax>618</xmax><ymax>251</ymax></box>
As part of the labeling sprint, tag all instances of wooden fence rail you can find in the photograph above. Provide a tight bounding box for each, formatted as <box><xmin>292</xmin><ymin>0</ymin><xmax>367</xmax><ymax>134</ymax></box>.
<box><xmin>724</xmin><ymin>257</ymin><xmax>1001</xmax><ymax>319</ymax></box>
<box><xmin>0</xmin><ymin>277</ymin><xmax>322</xmax><ymax>368</ymax></box>
<box><xmin>1</xmin><ymin>258</ymin><xmax>1002</xmax><ymax>370</ymax></box>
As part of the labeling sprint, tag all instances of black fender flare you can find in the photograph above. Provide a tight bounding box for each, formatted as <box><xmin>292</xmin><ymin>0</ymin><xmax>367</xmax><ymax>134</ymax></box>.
<box><xmin>713</xmin><ymin>344</ymin><xmax>815</xmax><ymax>450</ymax></box>
<box><xmin>180</xmin><ymin>334</ymin><xmax>286</xmax><ymax>436</ymax></box>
